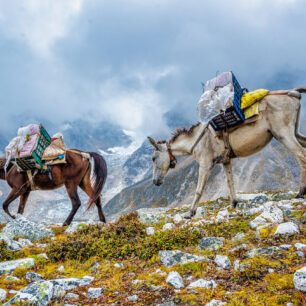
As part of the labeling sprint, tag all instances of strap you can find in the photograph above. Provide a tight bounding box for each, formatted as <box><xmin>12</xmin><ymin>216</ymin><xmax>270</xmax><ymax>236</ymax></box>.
<box><xmin>189</xmin><ymin>124</ymin><xmax>208</xmax><ymax>154</ymax></box>
<box><xmin>27</xmin><ymin>170</ymin><xmax>38</xmax><ymax>190</ymax></box>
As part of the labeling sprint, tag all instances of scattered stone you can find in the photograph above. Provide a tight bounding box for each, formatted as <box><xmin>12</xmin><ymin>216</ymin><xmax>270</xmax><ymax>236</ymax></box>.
<box><xmin>65</xmin><ymin>293</ymin><xmax>79</xmax><ymax>299</ymax></box>
<box><xmin>268</xmin><ymin>268</ymin><xmax>274</xmax><ymax>273</ymax></box>
<box><xmin>153</xmin><ymin>269</ymin><xmax>167</xmax><ymax>276</ymax></box>
<box><xmin>9</xmin><ymin>290</ymin><xmax>18</xmax><ymax>294</ymax></box>
<box><xmin>249</xmin><ymin>215</ymin><xmax>268</xmax><ymax>229</ymax></box>
<box><xmin>247</xmin><ymin>246</ymin><xmax>281</xmax><ymax>258</ymax></box>
<box><xmin>250</xmin><ymin>195</ymin><xmax>269</xmax><ymax>205</ymax></box>
<box><xmin>173</xmin><ymin>214</ymin><xmax>183</xmax><ymax>224</ymax></box>
<box><xmin>163</xmin><ymin>223</ymin><xmax>176</xmax><ymax>231</ymax></box>
<box><xmin>137</xmin><ymin>209</ymin><xmax>169</xmax><ymax>225</ymax></box>
<box><xmin>238</xmin><ymin>193</ymin><xmax>267</xmax><ymax>202</ymax></box>
<box><xmin>5</xmin><ymin>280</ymin><xmax>54</xmax><ymax>306</ymax></box>
<box><xmin>146</xmin><ymin>227</ymin><xmax>156</xmax><ymax>236</ymax></box>
<box><xmin>65</xmin><ymin>222</ymin><xmax>86</xmax><ymax>234</ymax></box>
<box><xmin>53</xmin><ymin>285</ymin><xmax>66</xmax><ymax>299</ymax></box>
<box><xmin>185</xmin><ymin>275</ymin><xmax>194</xmax><ymax>281</ymax></box>
<box><xmin>114</xmin><ymin>263</ymin><xmax>124</xmax><ymax>268</ymax></box>
<box><xmin>295</xmin><ymin>243</ymin><xmax>306</xmax><ymax>252</ymax></box>
<box><xmin>132</xmin><ymin>279</ymin><xmax>142</xmax><ymax>285</ymax></box>
<box><xmin>90</xmin><ymin>263</ymin><xmax>101</xmax><ymax>271</ymax></box>
<box><xmin>187</xmin><ymin>279</ymin><xmax>217</xmax><ymax>289</ymax></box>
<box><xmin>215</xmin><ymin>209</ymin><xmax>229</xmax><ymax>222</ymax></box>
<box><xmin>166</xmin><ymin>271</ymin><xmax>184</xmax><ymax>289</ymax></box>
<box><xmin>88</xmin><ymin>287</ymin><xmax>104</xmax><ymax>298</ymax></box>
<box><xmin>205</xmin><ymin>299</ymin><xmax>226</xmax><ymax>306</ymax></box>
<box><xmin>245</xmin><ymin>206</ymin><xmax>264</xmax><ymax>216</ymax></box>
<box><xmin>233</xmin><ymin>260</ymin><xmax>250</xmax><ymax>272</ymax></box>
<box><xmin>0</xmin><ymin>289</ymin><xmax>7</xmax><ymax>301</ymax></box>
<box><xmin>199</xmin><ymin>237</ymin><xmax>223</xmax><ymax>250</ymax></box>
<box><xmin>52</xmin><ymin>276</ymin><xmax>94</xmax><ymax>290</ymax></box>
<box><xmin>5</xmin><ymin>275</ymin><xmax>20</xmax><ymax>281</ymax></box>
<box><xmin>26</xmin><ymin>272</ymin><xmax>44</xmax><ymax>282</ymax></box>
<box><xmin>2</xmin><ymin>214</ymin><xmax>54</xmax><ymax>241</ymax></box>
<box><xmin>230</xmin><ymin>244</ymin><xmax>249</xmax><ymax>254</ymax></box>
<box><xmin>37</xmin><ymin>253</ymin><xmax>49</xmax><ymax>260</ymax></box>
<box><xmin>159</xmin><ymin>250</ymin><xmax>207</xmax><ymax>267</ymax></box>
<box><xmin>272</xmin><ymin>191</ymin><xmax>295</xmax><ymax>201</ymax></box>
<box><xmin>0</xmin><ymin>233</ymin><xmax>23</xmax><ymax>251</ymax></box>
<box><xmin>0</xmin><ymin>258</ymin><xmax>36</xmax><ymax>275</ymax></box>
<box><xmin>260</xmin><ymin>202</ymin><xmax>284</xmax><ymax>224</ymax></box>
<box><xmin>127</xmin><ymin>295</ymin><xmax>138</xmax><ymax>301</ymax></box>
<box><xmin>274</xmin><ymin>222</ymin><xmax>299</xmax><ymax>235</ymax></box>
<box><xmin>214</xmin><ymin>255</ymin><xmax>231</xmax><ymax>269</ymax></box>
<box><xmin>280</xmin><ymin>244</ymin><xmax>292</xmax><ymax>250</ymax></box>
<box><xmin>17</xmin><ymin>238</ymin><xmax>33</xmax><ymax>248</ymax></box>
<box><xmin>194</xmin><ymin>206</ymin><xmax>206</xmax><ymax>219</ymax></box>
<box><xmin>293</xmin><ymin>266</ymin><xmax>306</xmax><ymax>292</ymax></box>
<box><xmin>232</xmin><ymin>232</ymin><xmax>245</xmax><ymax>242</ymax></box>
<box><xmin>57</xmin><ymin>265</ymin><xmax>65</xmax><ymax>272</ymax></box>
<box><xmin>36</xmin><ymin>243</ymin><xmax>47</xmax><ymax>248</ymax></box>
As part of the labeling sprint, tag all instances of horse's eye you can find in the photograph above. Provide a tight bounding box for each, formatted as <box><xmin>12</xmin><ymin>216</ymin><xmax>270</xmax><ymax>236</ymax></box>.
<box><xmin>152</xmin><ymin>157</ymin><xmax>156</xmax><ymax>162</ymax></box>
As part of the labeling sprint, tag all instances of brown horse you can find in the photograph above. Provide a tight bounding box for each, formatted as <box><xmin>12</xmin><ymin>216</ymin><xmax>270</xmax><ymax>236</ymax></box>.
<box><xmin>0</xmin><ymin>150</ymin><xmax>107</xmax><ymax>225</ymax></box>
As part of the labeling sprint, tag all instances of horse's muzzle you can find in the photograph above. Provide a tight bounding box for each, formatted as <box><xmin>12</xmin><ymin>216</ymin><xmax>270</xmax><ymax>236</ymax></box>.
<box><xmin>153</xmin><ymin>179</ymin><xmax>163</xmax><ymax>186</ymax></box>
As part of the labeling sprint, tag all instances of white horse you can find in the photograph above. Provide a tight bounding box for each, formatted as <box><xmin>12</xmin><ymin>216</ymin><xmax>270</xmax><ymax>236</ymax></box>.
<box><xmin>148</xmin><ymin>88</ymin><xmax>306</xmax><ymax>217</ymax></box>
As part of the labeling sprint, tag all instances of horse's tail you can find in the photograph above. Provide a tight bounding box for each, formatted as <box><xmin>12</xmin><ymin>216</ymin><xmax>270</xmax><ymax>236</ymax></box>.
<box><xmin>293</xmin><ymin>87</ymin><xmax>306</xmax><ymax>148</ymax></box>
<box><xmin>87</xmin><ymin>152</ymin><xmax>107</xmax><ymax>210</ymax></box>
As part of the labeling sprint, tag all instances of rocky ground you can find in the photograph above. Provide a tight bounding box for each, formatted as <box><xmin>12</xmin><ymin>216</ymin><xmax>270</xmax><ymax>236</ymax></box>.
<box><xmin>0</xmin><ymin>191</ymin><xmax>305</xmax><ymax>305</ymax></box>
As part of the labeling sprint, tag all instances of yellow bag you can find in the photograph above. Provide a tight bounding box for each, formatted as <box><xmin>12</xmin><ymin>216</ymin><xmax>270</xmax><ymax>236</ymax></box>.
<box><xmin>244</xmin><ymin>102</ymin><xmax>259</xmax><ymax>119</ymax></box>
<box><xmin>241</xmin><ymin>89</ymin><xmax>269</xmax><ymax>109</ymax></box>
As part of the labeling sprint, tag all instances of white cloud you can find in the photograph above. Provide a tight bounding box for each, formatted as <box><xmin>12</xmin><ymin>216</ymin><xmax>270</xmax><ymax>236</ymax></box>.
<box><xmin>0</xmin><ymin>0</ymin><xmax>83</xmax><ymax>57</ymax></box>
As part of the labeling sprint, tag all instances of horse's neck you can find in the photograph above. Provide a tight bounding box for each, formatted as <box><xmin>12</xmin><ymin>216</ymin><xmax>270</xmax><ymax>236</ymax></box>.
<box><xmin>170</xmin><ymin>123</ymin><xmax>206</xmax><ymax>156</ymax></box>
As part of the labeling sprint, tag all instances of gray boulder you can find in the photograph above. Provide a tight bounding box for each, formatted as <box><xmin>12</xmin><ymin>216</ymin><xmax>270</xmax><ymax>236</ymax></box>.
<box><xmin>293</xmin><ymin>266</ymin><xmax>306</xmax><ymax>292</ymax></box>
<box><xmin>52</xmin><ymin>276</ymin><xmax>94</xmax><ymax>290</ymax></box>
<box><xmin>65</xmin><ymin>293</ymin><xmax>79</xmax><ymax>299</ymax></box>
<box><xmin>26</xmin><ymin>272</ymin><xmax>44</xmax><ymax>282</ymax></box>
<box><xmin>159</xmin><ymin>250</ymin><xmax>207</xmax><ymax>267</ymax></box>
<box><xmin>2</xmin><ymin>214</ymin><xmax>54</xmax><ymax>241</ymax></box>
<box><xmin>0</xmin><ymin>289</ymin><xmax>7</xmax><ymax>302</ymax></box>
<box><xmin>274</xmin><ymin>222</ymin><xmax>299</xmax><ymax>235</ymax></box>
<box><xmin>166</xmin><ymin>271</ymin><xmax>184</xmax><ymax>289</ymax></box>
<box><xmin>214</xmin><ymin>255</ymin><xmax>231</xmax><ymax>269</ymax></box>
<box><xmin>3</xmin><ymin>280</ymin><xmax>54</xmax><ymax>306</ymax></box>
<box><xmin>0</xmin><ymin>258</ymin><xmax>36</xmax><ymax>275</ymax></box>
<box><xmin>247</xmin><ymin>246</ymin><xmax>281</xmax><ymax>258</ymax></box>
<box><xmin>205</xmin><ymin>299</ymin><xmax>226</xmax><ymax>306</ymax></box>
<box><xmin>199</xmin><ymin>237</ymin><xmax>223</xmax><ymax>250</ymax></box>
<box><xmin>187</xmin><ymin>279</ymin><xmax>217</xmax><ymax>289</ymax></box>
<box><xmin>88</xmin><ymin>287</ymin><xmax>104</xmax><ymax>298</ymax></box>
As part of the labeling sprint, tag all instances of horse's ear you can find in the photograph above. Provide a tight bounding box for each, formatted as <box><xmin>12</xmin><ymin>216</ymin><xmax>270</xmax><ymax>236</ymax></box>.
<box><xmin>147</xmin><ymin>136</ymin><xmax>159</xmax><ymax>150</ymax></box>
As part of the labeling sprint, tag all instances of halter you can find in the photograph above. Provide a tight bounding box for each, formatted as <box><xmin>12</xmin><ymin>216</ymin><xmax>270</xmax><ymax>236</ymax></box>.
<box><xmin>166</xmin><ymin>142</ymin><xmax>177</xmax><ymax>168</ymax></box>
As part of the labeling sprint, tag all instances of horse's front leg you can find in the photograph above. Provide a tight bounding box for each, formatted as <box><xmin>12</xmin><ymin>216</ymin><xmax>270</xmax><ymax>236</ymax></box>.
<box><xmin>223</xmin><ymin>160</ymin><xmax>238</xmax><ymax>208</ymax></box>
<box><xmin>189</xmin><ymin>163</ymin><xmax>213</xmax><ymax>218</ymax></box>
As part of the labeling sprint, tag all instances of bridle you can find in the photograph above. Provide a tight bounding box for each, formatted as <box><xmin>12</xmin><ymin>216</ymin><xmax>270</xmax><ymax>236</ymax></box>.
<box><xmin>166</xmin><ymin>143</ymin><xmax>177</xmax><ymax>169</ymax></box>
<box><xmin>0</xmin><ymin>158</ymin><xmax>6</xmax><ymax>169</ymax></box>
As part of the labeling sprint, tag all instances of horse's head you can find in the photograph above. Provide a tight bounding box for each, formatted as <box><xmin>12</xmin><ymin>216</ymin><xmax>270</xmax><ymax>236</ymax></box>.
<box><xmin>148</xmin><ymin>137</ymin><xmax>176</xmax><ymax>186</ymax></box>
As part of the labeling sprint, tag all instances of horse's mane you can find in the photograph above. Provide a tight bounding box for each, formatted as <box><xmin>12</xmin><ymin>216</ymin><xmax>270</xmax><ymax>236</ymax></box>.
<box><xmin>169</xmin><ymin>122</ymin><xmax>201</xmax><ymax>144</ymax></box>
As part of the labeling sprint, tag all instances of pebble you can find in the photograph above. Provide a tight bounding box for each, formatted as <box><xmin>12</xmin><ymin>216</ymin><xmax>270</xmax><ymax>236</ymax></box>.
<box><xmin>166</xmin><ymin>271</ymin><xmax>184</xmax><ymax>289</ymax></box>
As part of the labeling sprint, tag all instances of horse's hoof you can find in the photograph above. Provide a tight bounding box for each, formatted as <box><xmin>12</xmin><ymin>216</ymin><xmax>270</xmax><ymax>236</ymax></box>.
<box><xmin>231</xmin><ymin>200</ymin><xmax>238</xmax><ymax>209</ymax></box>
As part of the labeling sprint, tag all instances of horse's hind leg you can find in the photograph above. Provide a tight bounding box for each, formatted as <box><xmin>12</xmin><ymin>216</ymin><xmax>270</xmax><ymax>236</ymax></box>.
<box><xmin>17</xmin><ymin>191</ymin><xmax>30</xmax><ymax>214</ymax></box>
<box><xmin>223</xmin><ymin>160</ymin><xmax>238</xmax><ymax>208</ymax></box>
<box><xmin>79</xmin><ymin>169</ymin><xmax>106</xmax><ymax>223</ymax></box>
<box><xmin>63</xmin><ymin>183</ymin><xmax>82</xmax><ymax>226</ymax></box>
<box><xmin>273</xmin><ymin>130</ymin><xmax>306</xmax><ymax>198</ymax></box>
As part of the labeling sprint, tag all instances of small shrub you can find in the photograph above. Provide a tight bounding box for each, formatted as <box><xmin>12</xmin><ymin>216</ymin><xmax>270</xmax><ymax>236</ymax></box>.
<box><xmin>47</xmin><ymin>212</ymin><xmax>202</xmax><ymax>262</ymax></box>
<box><xmin>0</xmin><ymin>240</ymin><xmax>16</xmax><ymax>261</ymax></box>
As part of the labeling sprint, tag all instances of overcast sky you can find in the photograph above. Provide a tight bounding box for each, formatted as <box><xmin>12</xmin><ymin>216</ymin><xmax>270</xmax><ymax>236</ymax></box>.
<box><xmin>1</xmin><ymin>0</ymin><xmax>306</xmax><ymax>140</ymax></box>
